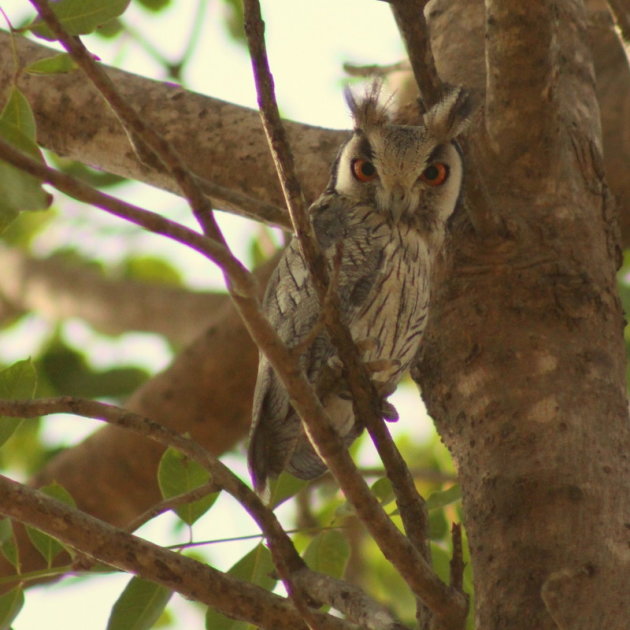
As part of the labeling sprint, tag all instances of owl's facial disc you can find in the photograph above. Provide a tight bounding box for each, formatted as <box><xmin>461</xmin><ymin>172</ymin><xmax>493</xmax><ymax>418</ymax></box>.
<box><xmin>333</xmin><ymin>126</ymin><xmax>463</xmax><ymax>224</ymax></box>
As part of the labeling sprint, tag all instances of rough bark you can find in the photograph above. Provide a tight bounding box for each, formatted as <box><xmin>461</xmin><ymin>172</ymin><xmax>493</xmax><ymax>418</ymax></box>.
<box><xmin>412</xmin><ymin>1</ymin><xmax>630</xmax><ymax>628</ymax></box>
<box><xmin>0</xmin><ymin>30</ymin><xmax>345</xmax><ymax>221</ymax></box>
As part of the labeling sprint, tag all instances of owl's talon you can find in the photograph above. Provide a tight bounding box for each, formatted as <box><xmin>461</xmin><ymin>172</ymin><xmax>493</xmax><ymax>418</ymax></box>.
<box><xmin>355</xmin><ymin>337</ymin><xmax>379</xmax><ymax>354</ymax></box>
<box><xmin>364</xmin><ymin>358</ymin><xmax>401</xmax><ymax>375</ymax></box>
<box><xmin>381</xmin><ymin>400</ymin><xmax>399</xmax><ymax>422</ymax></box>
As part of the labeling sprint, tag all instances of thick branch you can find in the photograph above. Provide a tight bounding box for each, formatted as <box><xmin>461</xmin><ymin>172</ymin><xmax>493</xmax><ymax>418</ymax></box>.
<box><xmin>390</xmin><ymin>0</ymin><xmax>441</xmax><ymax>108</ymax></box>
<box><xmin>0</xmin><ymin>474</ymin><xmax>353</xmax><ymax>630</ymax></box>
<box><xmin>424</xmin><ymin>0</ymin><xmax>630</xmax><ymax>237</ymax></box>
<box><xmin>0</xmin><ymin>30</ymin><xmax>346</xmax><ymax>227</ymax></box>
<box><xmin>0</xmin><ymin>245</ymin><xmax>226</xmax><ymax>343</ymax></box>
<box><xmin>0</xmin><ymin>398</ymin><xmax>408</xmax><ymax>630</ymax></box>
<box><xmin>484</xmin><ymin>1</ymin><xmax>559</xmax><ymax>169</ymax></box>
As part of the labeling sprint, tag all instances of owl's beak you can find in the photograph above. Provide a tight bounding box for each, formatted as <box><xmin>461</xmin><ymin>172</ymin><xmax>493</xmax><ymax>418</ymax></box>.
<box><xmin>391</xmin><ymin>184</ymin><xmax>406</xmax><ymax>203</ymax></box>
<box><xmin>385</xmin><ymin>183</ymin><xmax>412</xmax><ymax>220</ymax></box>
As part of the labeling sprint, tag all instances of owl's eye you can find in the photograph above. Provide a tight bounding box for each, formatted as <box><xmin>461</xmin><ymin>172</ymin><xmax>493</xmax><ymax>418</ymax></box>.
<box><xmin>419</xmin><ymin>163</ymin><xmax>449</xmax><ymax>186</ymax></box>
<box><xmin>351</xmin><ymin>158</ymin><xmax>378</xmax><ymax>182</ymax></box>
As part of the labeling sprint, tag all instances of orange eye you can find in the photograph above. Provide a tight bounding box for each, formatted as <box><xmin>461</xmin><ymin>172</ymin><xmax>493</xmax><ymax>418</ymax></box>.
<box><xmin>351</xmin><ymin>158</ymin><xmax>378</xmax><ymax>182</ymax></box>
<box><xmin>419</xmin><ymin>163</ymin><xmax>449</xmax><ymax>186</ymax></box>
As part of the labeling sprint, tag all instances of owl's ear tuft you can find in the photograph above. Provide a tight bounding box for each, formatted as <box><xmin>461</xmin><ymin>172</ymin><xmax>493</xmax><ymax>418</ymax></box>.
<box><xmin>424</xmin><ymin>87</ymin><xmax>476</xmax><ymax>142</ymax></box>
<box><xmin>345</xmin><ymin>81</ymin><xmax>390</xmax><ymax>130</ymax></box>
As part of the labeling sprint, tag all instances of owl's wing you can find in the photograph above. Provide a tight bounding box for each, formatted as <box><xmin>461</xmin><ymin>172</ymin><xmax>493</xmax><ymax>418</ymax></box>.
<box><xmin>247</xmin><ymin>237</ymin><xmax>326</xmax><ymax>492</ymax></box>
<box><xmin>248</xmin><ymin>195</ymin><xmax>386</xmax><ymax>492</ymax></box>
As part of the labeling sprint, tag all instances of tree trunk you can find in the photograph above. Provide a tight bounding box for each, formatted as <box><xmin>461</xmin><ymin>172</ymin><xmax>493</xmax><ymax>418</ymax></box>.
<box><xmin>413</xmin><ymin>1</ymin><xmax>630</xmax><ymax>627</ymax></box>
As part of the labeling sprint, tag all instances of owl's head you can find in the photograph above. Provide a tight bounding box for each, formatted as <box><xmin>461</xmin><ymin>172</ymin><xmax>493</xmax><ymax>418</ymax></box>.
<box><xmin>333</xmin><ymin>85</ymin><xmax>472</xmax><ymax>227</ymax></box>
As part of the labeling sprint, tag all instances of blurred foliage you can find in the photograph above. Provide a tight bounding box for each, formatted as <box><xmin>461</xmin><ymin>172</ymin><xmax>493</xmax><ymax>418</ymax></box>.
<box><xmin>135</xmin><ymin>0</ymin><xmax>173</xmax><ymax>11</ymax></box>
<box><xmin>27</xmin><ymin>0</ymin><xmax>131</xmax><ymax>41</ymax></box>
<box><xmin>48</xmin><ymin>154</ymin><xmax>128</xmax><ymax>189</ymax></box>
<box><xmin>222</xmin><ymin>0</ymin><xmax>246</xmax><ymax>46</ymax></box>
<box><xmin>616</xmin><ymin>250</ymin><xmax>630</xmax><ymax>387</ymax></box>
<box><xmin>121</xmin><ymin>254</ymin><xmax>183</xmax><ymax>286</ymax></box>
<box><xmin>37</xmin><ymin>336</ymin><xmax>149</xmax><ymax>399</ymax></box>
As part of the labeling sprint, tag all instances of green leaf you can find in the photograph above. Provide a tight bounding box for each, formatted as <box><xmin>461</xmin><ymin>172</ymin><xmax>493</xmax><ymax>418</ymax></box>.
<box><xmin>0</xmin><ymin>586</ymin><xmax>24</xmax><ymax>630</ymax></box>
<box><xmin>428</xmin><ymin>508</ymin><xmax>448</xmax><ymax>540</ymax></box>
<box><xmin>157</xmin><ymin>448</ymin><xmax>217</xmax><ymax>525</ymax></box>
<box><xmin>94</xmin><ymin>17</ymin><xmax>124</xmax><ymax>39</ymax></box>
<box><xmin>25</xmin><ymin>53</ymin><xmax>78</xmax><ymax>75</ymax></box>
<box><xmin>0</xmin><ymin>359</ymin><xmax>37</xmax><ymax>448</ymax></box>
<box><xmin>26</xmin><ymin>483</ymin><xmax>76</xmax><ymax>566</ymax></box>
<box><xmin>205</xmin><ymin>544</ymin><xmax>276</xmax><ymax>630</ymax></box>
<box><xmin>0</xmin><ymin>119</ymin><xmax>52</xmax><ymax>231</ymax></box>
<box><xmin>205</xmin><ymin>607</ymin><xmax>246</xmax><ymax>630</ymax></box>
<box><xmin>228</xmin><ymin>543</ymin><xmax>276</xmax><ymax>591</ymax></box>
<box><xmin>29</xmin><ymin>0</ymin><xmax>131</xmax><ymax>41</ymax></box>
<box><xmin>0</xmin><ymin>87</ymin><xmax>36</xmax><ymax>140</ymax></box>
<box><xmin>122</xmin><ymin>255</ymin><xmax>183</xmax><ymax>286</ymax></box>
<box><xmin>425</xmin><ymin>485</ymin><xmax>461</xmax><ymax>511</ymax></box>
<box><xmin>136</xmin><ymin>0</ymin><xmax>171</xmax><ymax>11</ymax></box>
<box><xmin>107</xmin><ymin>577</ymin><xmax>172</xmax><ymax>630</ymax></box>
<box><xmin>371</xmin><ymin>476</ymin><xmax>396</xmax><ymax>506</ymax></box>
<box><xmin>267</xmin><ymin>472</ymin><xmax>307</xmax><ymax>509</ymax></box>
<box><xmin>303</xmin><ymin>530</ymin><xmax>349</xmax><ymax>579</ymax></box>
<box><xmin>40</xmin><ymin>481</ymin><xmax>76</xmax><ymax>507</ymax></box>
<box><xmin>0</xmin><ymin>519</ymin><xmax>19</xmax><ymax>569</ymax></box>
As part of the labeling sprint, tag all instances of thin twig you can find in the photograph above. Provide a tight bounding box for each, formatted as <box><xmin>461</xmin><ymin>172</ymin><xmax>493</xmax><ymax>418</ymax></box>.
<box><xmin>389</xmin><ymin>0</ymin><xmax>442</xmax><ymax>109</ymax></box>
<box><xmin>28</xmin><ymin>0</ymin><xmax>226</xmax><ymax>246</ymax></box>
<box><xmin>241</xmin><ymin>2</ymin><xmax>467</xmax><ymax>628</ymax></box>
<box><xmin>242</xmin><ymin>0</ymin><xmax>311</xmax><ymax>242</ymax></box>
<box><xmin>0</xmin><ymin>398</ymin><xmax>405</xmax><ymax>630</ymax></box>
<box><xmin>0</xmin><ymin>138</ymin><xmax>254</xmax><ymax>298</ymax></box>
<box><xmin>246</xmin><ymin>6</ymin><xmax>437</xmax><ymax>623</ymax></box>
<box><xmin>124</xmin><ymin>482</ymin><xmax>220</xmax><ymax>533</ymax></box>
<box><xmin>607</xmin><ymin>0</ymin><xmax>630</xmax><ymax>43</ymax></box>
<box><xmin>0</xmin><ymin>473</ymin><xmax>353</xmax><ymax>630</ymax></box>
<box><xmin>449</xmin><ymin>523</ymin><xmax>465</xmax><ymax>593</ymax></box>
<box><xmin>0</xmin><ymin>397</ymin><xmax>303</xmax><ymax>571</ymax></box>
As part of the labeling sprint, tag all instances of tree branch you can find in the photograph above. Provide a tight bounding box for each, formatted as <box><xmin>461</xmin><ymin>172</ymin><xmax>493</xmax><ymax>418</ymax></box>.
<box><xmin>0</xmin><ymin>137</ymin><xmax>255</xmax><ymax>298</ymax></box>
<box><xmin>0</xmin><ymin>473</ymin><xmax>355</xmax><ymax>630</ymax></box>
<box><xmin>0</xmin><ymin>30</ymin><xmax>346</xmax><ymax>228</ymax></box>
<box><xmin>607</xmin><ymin>0</ymin><xmax>630</xmax><ymax>42</ymax></box>
<box><xmin>0</xmin><ymin>398</ymin><xmax>408</xmax><ymax>630</ymax></box>
<box><xmin>242</xmin><ymin>3</ymin><xmax>467</xmax><ymax>628</ymax></box>
<box><xmin>484</xmin><ymin>1</ymin><xmax>560</xmax><ymax>168</ymax></box>
<box><xmin>28</xmin><ymin>0</ymin><xmax>228</xmax><ymax>246</ymax></box>
<box><xmin>389</xmin><ymin>0</ymin><xmax>441</xmax><ymax>108</ymax></box>
<box><xmin>0</xmin><ymin>245</ymin><xmax>227</xmax><ymax>343</ymax></box>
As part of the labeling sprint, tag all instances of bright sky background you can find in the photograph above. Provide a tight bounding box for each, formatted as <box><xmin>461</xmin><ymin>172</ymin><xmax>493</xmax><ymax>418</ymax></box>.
<box><xmin>0</xmin><ymin>1</ymin><xmax>435</xmax><ymax>628</ymax></box>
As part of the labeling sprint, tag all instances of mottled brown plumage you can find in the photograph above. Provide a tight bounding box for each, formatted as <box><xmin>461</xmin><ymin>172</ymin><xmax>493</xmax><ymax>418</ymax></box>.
<box><xmin>248</xmin><ymin>86</ymin><xmax>472</xmax><ymax>493</ymax></box>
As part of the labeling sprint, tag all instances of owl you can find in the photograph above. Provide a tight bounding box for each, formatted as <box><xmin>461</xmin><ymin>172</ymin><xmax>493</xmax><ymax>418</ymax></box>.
<box><xmin>248</xmin><ymin>86</ymin><xmax>471</xmax><ymax>493</ymax></box>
